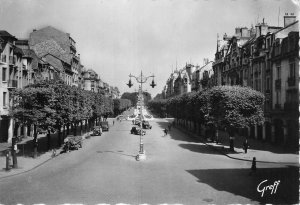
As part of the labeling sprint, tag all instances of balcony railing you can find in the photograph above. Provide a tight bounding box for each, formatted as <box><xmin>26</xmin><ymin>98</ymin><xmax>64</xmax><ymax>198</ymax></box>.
<box><xmin>287</xmin><ymin>77</ymin><xmax>296</xmax><ymax>87</ymax></box>
<box><xmin>275</xmin><ymin>79</ymin><xmax>281</xmax><ymax>90</ymax></box>
<box><xmin>7</xmin><ymin>79</ymin><xmax>18</xmax><ymax>88</ymax></box>
<box><xmin>284</xmin><ymin>102</ymin><xmax>298</xmax><ymax>111</ymax></box>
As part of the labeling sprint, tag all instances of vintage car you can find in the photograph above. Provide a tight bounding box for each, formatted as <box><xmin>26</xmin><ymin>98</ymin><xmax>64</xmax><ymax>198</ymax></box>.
<box><xmin>92</xmin><ymin>126</ymin><xmax>102</xmax><ymax>136</ymax></box>
<box><xmin>100</xmin><ymin>121</ymin><xmax>109</xmax><ymax>131</ymax></box>
<box><xmin>130</xmin><ymin>126</ymin><xmax>146</xmax><ymax>135</ymax></box>
<box><xmin>63</xmin><ymin>135</ymin><xmax>83</xmax><ymax>152</ymax></box>
<box><xmin>142</xmin><ymin>121</ymin><xmax>152</xmax><ymax>129</ymax></box>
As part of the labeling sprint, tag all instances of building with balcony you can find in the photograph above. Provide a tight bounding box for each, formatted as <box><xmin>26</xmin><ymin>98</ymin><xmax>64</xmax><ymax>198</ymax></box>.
<box><xmin>192</xmin><ymin>61</ymin><xmax>214</xmax><ymax>91</ymax></box>
<box><xmin>270</xmin><ymin>19</ymin><xmax>299</xmax><ymax>146</ymax></box>
<box><xmin>211</xmin><ymin>15</ymin><xmax>298</xmax><ymax>148</ymax></box>
<box><xmin>0</xmin><ymin>31</ymin><xmax>23</xmax><ymax>142</ymax></box>
<box><xmin>82</xmin><ymin>69</ymin><xmax>101</xmax><ymax>92</ymax></box>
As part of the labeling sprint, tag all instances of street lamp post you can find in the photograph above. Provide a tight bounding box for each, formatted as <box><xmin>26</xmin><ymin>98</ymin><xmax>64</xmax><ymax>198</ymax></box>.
<box><xmin>127</xmin><ymin>70</ymin><xmax>156</xmax><ymax>161</ymax></box>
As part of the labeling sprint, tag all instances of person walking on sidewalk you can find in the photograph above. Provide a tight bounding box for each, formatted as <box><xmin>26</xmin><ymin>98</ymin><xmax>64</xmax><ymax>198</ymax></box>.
<box><xmin>164</xmin><ymin>128</ymin><xmax>168</xmax><ymax>136</ymax></box>
<box><xmin>243</xmin><ymin>139</ymin><xmax>249</xmax><ymax>153</ymax></box>
<box><xmin>249</xmin><ymin>157</ymin><xmax>256</xmax><ymax>176</ymax></box>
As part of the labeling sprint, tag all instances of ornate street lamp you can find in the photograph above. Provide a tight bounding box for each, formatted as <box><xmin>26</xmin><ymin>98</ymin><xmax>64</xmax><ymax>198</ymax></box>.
<box><xmin>127</xmin><ymin>71</ymin><xmax>156</xmax><ymax>161</ymax></box>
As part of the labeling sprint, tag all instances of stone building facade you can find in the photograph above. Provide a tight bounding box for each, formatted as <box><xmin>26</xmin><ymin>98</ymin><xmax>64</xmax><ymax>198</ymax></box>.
<box><xmin>212</xmin><ymin>15</ymin><xmax>299</xmax><ymax>147</ymax></box>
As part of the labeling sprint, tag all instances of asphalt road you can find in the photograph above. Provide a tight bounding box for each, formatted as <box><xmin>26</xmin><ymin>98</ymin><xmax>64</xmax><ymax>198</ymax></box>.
<box><xmin>0</xmin><ymin>118</ymin><xmax>298</xmax><ymax>204</ymax></box>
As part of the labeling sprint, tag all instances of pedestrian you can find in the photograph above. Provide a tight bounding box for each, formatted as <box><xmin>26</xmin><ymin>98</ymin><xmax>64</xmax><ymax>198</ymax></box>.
<box><xmin>243</xmin><ymin>139</ymin><xmax>249</xmax><ymax>153</ymax></box>
<box><xmin>113</xmin><ymin>120</ymin><xmax>115</xmax><ymax>125</ymax></box>
<box><xmin>229</xmin><ymin>136</ymin><xmax>234</xmax><ymax>151</ymax></box>
<box><xmin>249</xmin><ymin>157</ymin><xmax>256</xmax><ymax>176</ymax></box>
<box><xmin>164</xmin><ymin>128</ymin><xmax>168</xmax><ymax>136</ymax></box>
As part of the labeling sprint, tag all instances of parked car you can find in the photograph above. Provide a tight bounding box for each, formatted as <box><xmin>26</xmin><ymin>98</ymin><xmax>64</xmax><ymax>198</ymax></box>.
<box><xmin>63</xmin><ymin>135</ymin><xmax>83</xmax><ymax>152</ymax></box>
<box><xmin>142</xmin><ymin>121</ymin><xmax>152</xmax><ymax>129</ymax></box>
<box><xmin>92</xmin><ymin>126</ymin><xmax>102</xmax><ymax>136</ymax></box>
<box><xmin>130</xmin><ymin>126</ymin><xmax>146</xmax><ymax>135</ymax></box>
<box><xmin>100</xmin><ymin>121</ymin><xmax>109</xmax><ymax>131</ymax></box>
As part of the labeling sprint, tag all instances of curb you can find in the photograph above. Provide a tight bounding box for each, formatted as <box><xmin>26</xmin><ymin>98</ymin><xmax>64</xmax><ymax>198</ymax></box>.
<box><xmin>0</xmin><ymin>132</ymin><xmax>93</xmax><ymax>180</ymax></box>
<box><xmin>173</xmin><ymin>125</ymin><xmax>298</xmax><ymax>165</ymax></box>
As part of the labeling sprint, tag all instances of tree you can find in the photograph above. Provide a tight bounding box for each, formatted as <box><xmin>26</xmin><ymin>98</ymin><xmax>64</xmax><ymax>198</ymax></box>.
<box><xmin>11</xmin><ymin>83</ymin><xmax>57</xmax><ymax>157</ymax></box>
<box><xmin>113</xmin><ymin>99</ymin><xmax>132</xmax><ymax>116</ymax></box>
<box><xmin>204</xmin><ymin>86</ymin><xmax>265</xmax><ymax>150</ymax></box>
<box><xmin>121</xmin><ymin>92</ymin><xmax>138</xmax><ymax>106</ymax></box>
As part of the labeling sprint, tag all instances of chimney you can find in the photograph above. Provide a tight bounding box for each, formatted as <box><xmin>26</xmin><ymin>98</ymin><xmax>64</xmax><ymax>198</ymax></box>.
<box><xmin>284</xmin><ymin>13</ymin><xmax>296</xmax><ymax>27</ymax></box>
<box><xmin>235</xmin><ymin>27</ymin><xmax>241</xmax><ymax>37</ymax></box>
<box><xmin>241</xmin><ymin>27</ymin><xmax>250</xmax><ymax>37</ymax></box>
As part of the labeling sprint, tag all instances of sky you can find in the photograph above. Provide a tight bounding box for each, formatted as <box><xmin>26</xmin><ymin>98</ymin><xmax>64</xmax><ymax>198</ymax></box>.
<box><xmin>0</xmin><ymin>0</ymin><xmax>298</xmax><ymax>97</ymax></box>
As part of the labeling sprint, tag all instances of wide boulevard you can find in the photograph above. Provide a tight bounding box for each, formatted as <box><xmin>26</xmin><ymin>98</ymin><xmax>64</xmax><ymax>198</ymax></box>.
<box><xmin>0</xmin><ymin>117</ymin><xmax>297</xmax><ymax>204</ymax></box>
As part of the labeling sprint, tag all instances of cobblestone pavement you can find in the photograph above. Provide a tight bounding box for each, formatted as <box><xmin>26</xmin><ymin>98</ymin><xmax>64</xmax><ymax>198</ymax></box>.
<box><xmin>0</xmin><ymin>118</ymin><xmax>298</xmax><ymax>204</ymax></box>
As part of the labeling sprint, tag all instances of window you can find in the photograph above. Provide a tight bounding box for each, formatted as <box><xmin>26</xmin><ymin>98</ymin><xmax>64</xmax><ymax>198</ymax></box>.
<box><xmin>3</xmin><ymin>92</ymin><xmax>6</xmax><ymax>107</ymax></box>
<box><xmin>266</xmin><ymin>77</ymin><xmax>270</xmax><ymax>90</ymax></box>
<box><xmin>289</xmin><ymin>60</ymin><xmax>295</xmax><ymax>77</ymax></box>
<box><xmin>266</xmin><ymin>37</ymin><xmax>271</xmax><ymax>49</ymax></box>
<box><xmin>2</xmin><ymin>67</ymin><xmax>7</xmax><ymax>81</ymax></box>
<box><xmin>259</xmin><ymin>80</ymin><xmax>261</xmax><ymax>91</ymax></box>
<box><xmin>276</xmin><ymin>62</ymin><xmax>281</xmax><ymax>79</ymax></box>
<box><xmin>276</xmin><ymin>91</ymin><xmax>281</xmax><ymax>105</ymax></box>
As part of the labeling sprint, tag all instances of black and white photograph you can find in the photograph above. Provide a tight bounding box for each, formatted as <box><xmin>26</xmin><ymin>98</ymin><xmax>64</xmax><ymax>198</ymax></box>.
<box><xmin>0</xmin><ymin>0</ymin><xmax>299</xmax><ymax>204</ymax></box>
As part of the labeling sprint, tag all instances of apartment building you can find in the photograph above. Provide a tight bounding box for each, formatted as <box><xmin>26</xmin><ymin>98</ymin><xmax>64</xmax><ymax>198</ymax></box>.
<box><xmin>212</xmin><ymin>15</ymin><xmax>299</xmax><ymax>147</ymax></box>
<box><xmin>0</xmin><ymin>31</ymin><xmax>24</xmax><ymax>142</ymax></box>
<box><xmin>29</xmin><ymin>26</ymin><xmax>80</xmax><ymax>87</ymax></box>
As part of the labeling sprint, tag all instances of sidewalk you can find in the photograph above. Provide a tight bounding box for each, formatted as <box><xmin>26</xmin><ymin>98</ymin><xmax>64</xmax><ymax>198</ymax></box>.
<box><xmin>0</xmin><ymin>131</ymin><xmax>91</xmax><ymax>180</ymax></box>
<box><xmin>0</xmin><ymin>118</ymin><xmax>115</xmax><ymax>180</ymax></box>
<box><xmin>172</xmin><ymin>123</ymin><xmax>299</xmax><ymax>165</ymax></box>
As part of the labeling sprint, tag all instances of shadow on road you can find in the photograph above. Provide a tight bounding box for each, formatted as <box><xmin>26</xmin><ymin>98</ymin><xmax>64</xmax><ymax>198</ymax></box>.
<box><xmin>97</xmin><ymin>150</ymin><xmax>136</xmax><ymax>158</ymax></box>
<box><xmin>155</xmin><ymin>121</ymin><xmax>201</xmax><ymax>143</ymax></box>
<box><xmin>14</xmin><ymin>127</ymin><xmax>90</xmax><ymax>158</ymax></box>
<box><xmin>178</xmin><ymin>143</ymin><xmax>243</xmax><ymax>155</ymax></box>
<box><xmin>187</xmin><ymin>166</ymin><xmax>299</xmax><ymax>204</ymax></box>
<box><xmin>154</xmin><ymin>118</ymin><xmax>297</xmax><ymax>155</ymax></box>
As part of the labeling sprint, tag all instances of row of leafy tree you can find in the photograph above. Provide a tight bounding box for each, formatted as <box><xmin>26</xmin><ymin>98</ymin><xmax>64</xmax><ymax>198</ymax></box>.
<box><xmin>113</xmin><ymin>98</ymin><xmax>132</xmax><ymax>116</ymax></box>
<box><xmin>121</xmin><ymin>92</ymin><xmax>151</xmax><ymax>106</ymax></box>
<box><xmin>148</xmin><ymin>86</ymin><xmax>265</xmax><ymax>146</ymax></box>
<box><xmin>11</xmin><ymin>80</ymin><xmax>117</xmax><ymax>157</ymax></box>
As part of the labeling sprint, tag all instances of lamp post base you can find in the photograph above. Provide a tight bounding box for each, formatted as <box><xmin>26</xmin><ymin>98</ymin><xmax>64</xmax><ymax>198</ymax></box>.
<box><xmin>136</xmin><ymin>151</ymin><xmax>146</xmax><ymax>161</ymax></box>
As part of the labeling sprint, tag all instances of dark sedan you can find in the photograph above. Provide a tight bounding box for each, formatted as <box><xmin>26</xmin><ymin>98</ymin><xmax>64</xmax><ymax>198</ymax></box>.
<box><xmin>130</xmin><ymin>126</ymin><xmax>146</xmax><ymax>135</ymax></box>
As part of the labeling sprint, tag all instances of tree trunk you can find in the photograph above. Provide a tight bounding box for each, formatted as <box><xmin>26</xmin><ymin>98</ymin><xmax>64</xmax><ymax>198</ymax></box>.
<box><xmin>47</xmin><ymin>128</ymin><xmax>51</xmax><ymax>150</ymax></box>
<box><xmin>67</xmin><ymin>124</ymin><xmax>70</xmax><ymax>136</ymax></box>
<box><xmin>85</xmin><ymin>120</ymin><xmax>87</xmax><ymax>132</ymax></box>
<box><xmin>58</xmin><ymin>126</ymin><xmax>61</xmax><ymax>147</ymax></box>
<box><xmin>73</xmin><ymin>123</ymin><xmax>77</xmax><ymax>136</ymax></box>
<box><xmin>33</xmin><ymin>124</ymin><xmax>38</xmax><ymax>158</ymax></box>
<box><xmin>63</xmin><ymin>125</ymin><xmax>66</xmax><ymax>140</ymax></box>
<box><xmin>11</xmin><ymin>136</ymin><xmax>18</xmax><ymax>168</ymax></box>
<box><xmin>80</xmin><ymin>121</ymin><xmax>83</xmax><ymax>136</ymax></box>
